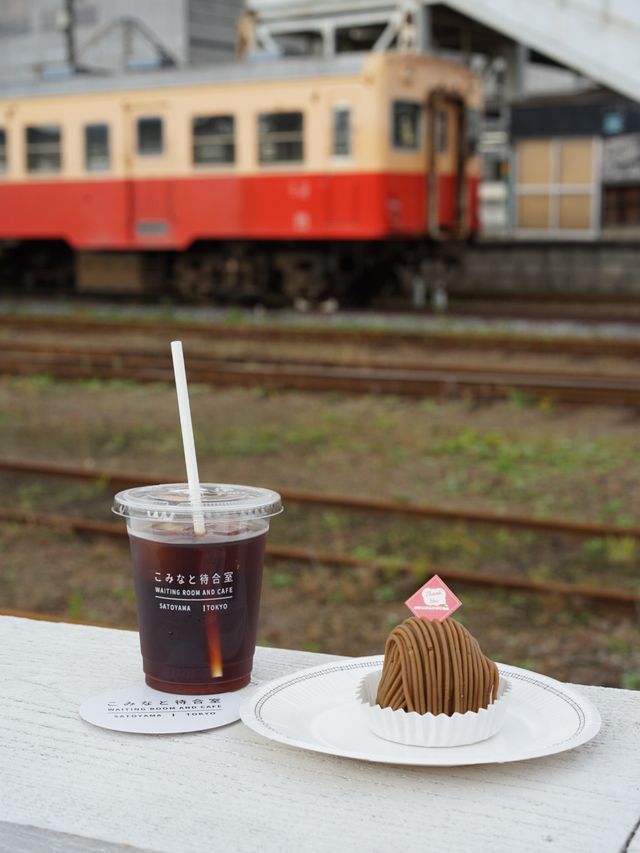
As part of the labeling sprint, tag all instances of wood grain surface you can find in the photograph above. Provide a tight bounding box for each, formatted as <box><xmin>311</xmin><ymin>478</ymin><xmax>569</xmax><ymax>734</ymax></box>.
<box><xmin>1</xmin><ymin>615</ymin><xmax>639</xmax><ymax>853</ymax></box>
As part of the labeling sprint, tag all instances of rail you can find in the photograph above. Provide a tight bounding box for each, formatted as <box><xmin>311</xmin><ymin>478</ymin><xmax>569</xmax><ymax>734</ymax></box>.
<box><xmin>1</xmin><ymin>458</ymin><xmax>638</xmax><ymax>611</ymax></box>
<box><xmin>0</xmin><ymin>508</ymin><xmax>637</xmax><ymax>609</ymax></box>
<box><xmin>1</xmin><ymin>456</ymin><xmax>638</xmax><ymax>540</ymax></box>
<box><xmin>2</xmin><ymin>342</ymin><xmax>640</xmax><ymax>404</ymax></box>
<box><xmin>3</xmin><ymin>312</ymin><xmax>640</xmax><ymax>356</ymax></box>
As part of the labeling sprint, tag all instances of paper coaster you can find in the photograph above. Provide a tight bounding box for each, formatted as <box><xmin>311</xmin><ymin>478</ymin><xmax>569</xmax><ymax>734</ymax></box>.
<box><xmin>79</xmin><ymin>682</ymin><xmax>255</xmax><ymax>734</ymax></box>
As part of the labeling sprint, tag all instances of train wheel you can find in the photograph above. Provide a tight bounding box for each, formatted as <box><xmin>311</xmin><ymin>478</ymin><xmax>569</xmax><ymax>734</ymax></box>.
<box><xmin>173</xmin><ymin>252</ymin><xmax>219</xmax><ymax>302</ymax></box>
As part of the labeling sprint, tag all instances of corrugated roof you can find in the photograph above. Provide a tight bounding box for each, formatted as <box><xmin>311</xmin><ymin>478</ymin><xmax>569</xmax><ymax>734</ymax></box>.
<box><xmin>0</xmin><ymin>54</ymin><xmax>367</xmax><ymax>100</ymax></box>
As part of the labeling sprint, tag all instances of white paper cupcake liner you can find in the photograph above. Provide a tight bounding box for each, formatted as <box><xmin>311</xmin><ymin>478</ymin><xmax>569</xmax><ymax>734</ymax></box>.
<box><xmin>357</xmin><ymin>669</ymin><xmax>512</xmax><ymax>747</ymax></box>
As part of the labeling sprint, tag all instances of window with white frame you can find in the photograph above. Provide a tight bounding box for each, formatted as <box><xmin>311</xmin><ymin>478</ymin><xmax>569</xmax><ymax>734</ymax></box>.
<box><xmin>332</xmin><ymin>107</ymin><xmax>351</xmax><ymax>157</ymax></box>
<box><xmin>84</xmin><ymin>124</ymin><xmax>110</xmax><ymax>171</ymax></box>
<box><xmin>26</xmin><ymin>125</ymin><xmax>61</xmax><ymax>173</ymax></box>
<box><xmin>136</xmin><ymin>117</ymin><xmax>163</xmax><ymax>156</ymax></box>
<box><xmin>192</xmin><ymin>115</ymin><xmax>235</xmax><ymax>165</ymax></box>
<box><xmin>258</xmin><ymin>112</ymin><xmax>304</xmax><ymax>164</ymax></box>
<box><xmin>392</xmin><ymin>101</ymin><xmax>421</xmax><ymax>150</ymax></box>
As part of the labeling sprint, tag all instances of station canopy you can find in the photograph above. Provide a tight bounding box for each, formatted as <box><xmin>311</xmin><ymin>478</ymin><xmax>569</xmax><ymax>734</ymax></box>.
<box><xmin>247</xmin><ymin>0</ymin><xmax>640</xmax><ymax>101</ymax></box>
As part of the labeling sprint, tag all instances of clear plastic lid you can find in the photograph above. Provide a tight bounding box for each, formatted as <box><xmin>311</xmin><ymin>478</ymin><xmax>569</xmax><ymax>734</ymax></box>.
<box><xmin>113</xmin><ymin>483</ymin><xmax>282</xmax><ymax>523</ymax></box>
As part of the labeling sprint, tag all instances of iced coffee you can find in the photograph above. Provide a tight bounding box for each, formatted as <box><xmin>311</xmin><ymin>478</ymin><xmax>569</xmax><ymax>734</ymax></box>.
<box><xmin>113</xmin><ymin>483</ymin><xmax>282</xmax><ymax>695</ymax></box>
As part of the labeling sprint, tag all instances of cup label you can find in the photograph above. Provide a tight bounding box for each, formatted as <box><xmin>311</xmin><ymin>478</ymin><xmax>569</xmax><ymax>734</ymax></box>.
<box><xmin>79</xmin><ymin>682</ymin><xmax>255</xmax><ymax>734</ymax></box>
<box><xmin>152</xmin><ymin>568</ymin><xmax>237</xmax><ymax>614</ymax></box>
<box><xmin>404</xmin><ymin>574</ymin><xmax>462</xmax><ymax>622</ymax></box>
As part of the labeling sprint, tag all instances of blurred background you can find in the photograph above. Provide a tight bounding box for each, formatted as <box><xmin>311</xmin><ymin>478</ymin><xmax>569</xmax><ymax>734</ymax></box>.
<box><xmin>0</xmin><ymin>0</ymin><xmax>638</xmax><ymax>690</ymax></box>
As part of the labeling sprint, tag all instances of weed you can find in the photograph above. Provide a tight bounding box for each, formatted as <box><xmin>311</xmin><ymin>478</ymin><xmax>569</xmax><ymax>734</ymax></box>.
<box><xmin>582</xmin><ymin>538</ymin><xmax>605</xmax><ymax>556</ymax></box>
<box><xmin>79</xmin><ymin>378</ymin><xmax>106</xmax><ymax>391</ymax></box>
<box><xmin>67</xmin><ymin>592</ymin><xmax>84</xmax><ymax>619</ymax></box>
<box><xmin>419</xmin><ymin>399</ymin><xmax>441</xmax><ymax>415</ymax></box>
<box><xmin>373</xmin><ymin>412</ymin><xmax>395</xmax><ymax>431</ymax></box>
<box><xmin>112</xmin><ymin>587</ymin><xmax>136</xmax><ymax>603</ymax></box>
<box><xmin>495</xmin><ymin>527</ymin><xmax>516</xmax><ymax>548</ymax></box>
<box><xmin>284</xmin><ymin>426</ymin><xmax>328</xmax><ymax>449</ymax></box>
<box><xmin>621</xmin><ymin>672</ymin><xmax>640</xmax><ymax>691</ymax></box>
<box><xmin>321</xmin><ymin>409</ymin><xmax>341</xmax><ymax>425</ymax></box>
<box><xmin>225</xmin><ymin>308</ymin><xmax>246</xmax><ymax>325</ymax></box>
<box><xmin>322</xmin><ymin>511</ymin><xmax>349</xmax><ymax>532</ymax></box>
<box><xmin>606</xmin><ymin>637</ymin><xmax>630</xmax><ymax>654</ymax></box>
<box><xmin>188</xmin><ymin>383</ymin><xmax>209</xmax><ymax>396</ymax></box>
<box><xmin>605</xmin><ymin>536</ymin><xmax>636</xmax><ymax>565</ymax></box>
<box><xmin>515</xmin><ymin>658</ymin><xmax>538</xmax><ymax>671</ymax></box>
<box><xmin>388</xmin><ymin>447</ymin><xmax>410</xmax><ymax>462</ymax></box>
<box><xmin>352</xmin><ymin>545</ymin><xmax>378</xmax><ymax>561</ymax></box>
<box><xmin>538</xmin><ymin>395</ymin><xmax>556</xmax><ymax>414</ymax></box>
<box><xmin>379</xmin><ymin>555</ymin><xmax>408</xmax><ymax>578</ymax></box>
<box><xmin>529</xmin><ymin>564</ymin><xmax>553</xmax><ymax>581</ymax></box>
<box><xmin>391</xmin><ymin>493</ymin><xmax>411</xmax><ymax>504</ymax></box>
<box><xmin>507</xmin><ymin>389</ymin><xmax>533</xmax><ymax>409</ymax></box>
<box><xmin>374</xmin><ymin>584</ymin><xmax>396</xmax><ymax>603</ymax></box>
<box><xmin>13</xmin><ymin>373</ymin><xmax>55</xmax><ymax>391</ymax></box>
<box><xmin>410</xmin><ymin>559</ymin><xmax>431</xmax><ymax>581</ymax></box>
<box><xmin>15</xmin><ymin>482</ymin><xmax>41</xmax><ymax>510</ymax></box>
<box><xmin>269</xmin><ymin>572</ymin><xmax>292</xmax><ymax>589</ymax></box>
<box><xmin>200</xmin><ymin>425</ymin><xmax>281</xmax><ymax>457</ymax></box>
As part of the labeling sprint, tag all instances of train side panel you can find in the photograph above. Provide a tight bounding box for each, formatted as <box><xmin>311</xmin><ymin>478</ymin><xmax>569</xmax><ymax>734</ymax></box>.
<box><xmin>0</xmin><ymin>54</ymin><xmax>481</xmax><ymax>298</ymax></box>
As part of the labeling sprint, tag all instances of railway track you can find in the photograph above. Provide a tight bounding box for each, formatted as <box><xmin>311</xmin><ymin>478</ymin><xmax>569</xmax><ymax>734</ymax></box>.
<box><xmin>0</xmin><ymin>338</ymin><xmax>634</xmax><ymax>380</ymax></box>
<box><xmin>447</xmin><ymin>301</ymin><xmax>640</xmax><ymax>325</ymax></box>
<box><xmin>1</xmin><ymin>456</ymin><xmax>639</xmax><ymax>541</ymax></box>
<box><xmin>1</xmin><ymin>458</ymin><xmax>637</xmax><ymax>609</ymax></box>
<box><xmin>0</xmin><ymin>507</ymin><xmax>637</xmax><ymax>611</ymax></box>
<box><xmin>2</xmin><ymin>339</ymin><xmax>640</xmax><ymax>404</ymax></box>
<box><xmin>3</xmin><ymin>311</ymin><xmax>640</xmax><ymax>357</ymax></box>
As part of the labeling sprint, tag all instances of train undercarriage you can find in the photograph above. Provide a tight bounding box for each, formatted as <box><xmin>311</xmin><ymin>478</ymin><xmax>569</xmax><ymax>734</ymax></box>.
<box><xmin>0</xmin><ymin>239</ymin><xmax>462</xmax><ymax>308</ymax></box>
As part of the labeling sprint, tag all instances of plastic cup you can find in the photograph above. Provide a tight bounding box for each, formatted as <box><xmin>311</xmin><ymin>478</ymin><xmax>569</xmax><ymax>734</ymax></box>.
<box><xmin>113</xmin><ymin>483</ymin><xmax>282</xmax><ymax>695</ymax></box>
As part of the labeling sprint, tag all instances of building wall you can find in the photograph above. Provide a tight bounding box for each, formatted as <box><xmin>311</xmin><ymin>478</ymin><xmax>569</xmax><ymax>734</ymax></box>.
<box><xmin>187</xmin><ymin>0</ymin><xmax>244</xmax><ymax>65</ymax></box>
<box><xmin>457</xmin><ymin>241</ymin><xmax>640</xmax><ymax>295</ymax></box>
<box><xmin>0</xmin><ymin>0</ymin><xmax>244</xmax><ymax>83</ymax></box>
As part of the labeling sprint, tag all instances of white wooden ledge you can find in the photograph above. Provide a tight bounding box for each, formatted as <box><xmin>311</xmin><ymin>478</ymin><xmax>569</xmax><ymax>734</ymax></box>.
<box><xmin>1</xmin><ymin>616</ymin><xmax>639</xmax><ymax>853</ymax></box>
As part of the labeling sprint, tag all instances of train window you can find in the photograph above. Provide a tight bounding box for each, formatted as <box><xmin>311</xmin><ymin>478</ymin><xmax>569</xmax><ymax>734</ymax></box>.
<box><xmin>192</xmin><ymin>115</ymin><xmax>235</xmax><ymax>165</ymax></box>
<box><xmin>332</xmin><ymin>107</ymin><xmax>351</xmax><ymax>157</ymax></box>
<box><xmin>436</xmin><ymin>110</ymin><xmax>448</xmax><ymax>154</ymax></box>
<box><xmin>258</xmin><ymin>112</ymin><xmax>303</xmax><ymax>164</ymax></box>
<box><xmin>0</xmin><ymin>129</ymin><xmax>6</xmax><ymax>173</ymax></box>
<box><xmin>26</xmin><ymin>125</ymin><xmax>61</xmax><ymax>173</ymax></box>
<box><xmin>392</xmin><ymin>101</ymin><xmax>421</xmax><ymax>151</ymax></box>
<box><xmin>137</xmin><ymin>117</ymin><xmax>163</xmax><ymax>156</ymax></box>
<box><xmin>84</xmin><ymin>124</ymin><xmax>110</xmax><ymax>171</ymax></box>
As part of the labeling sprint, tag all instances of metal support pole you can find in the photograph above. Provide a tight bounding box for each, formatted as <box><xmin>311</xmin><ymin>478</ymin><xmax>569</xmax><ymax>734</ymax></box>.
<box><xmin>418</xmin><ymin>3</ymin><xmax>432</xmax><ymax>53</ymax></box>
<box><xmin>322</xmin><ymin>22</ymin><xmax>335</xmax><ymax>58</ymax></box>
<box><xmin>505</xmin><ymin>41</ymin><xmax>528</xmax><ymax>100</ymax></box>
<box><xmin>64</xmin><ymin>0</ymin><xmax>77</xmax><ymax>70</ymax></box>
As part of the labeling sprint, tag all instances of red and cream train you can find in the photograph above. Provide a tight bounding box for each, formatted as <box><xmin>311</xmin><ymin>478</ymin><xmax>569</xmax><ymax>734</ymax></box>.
<box><xmin>0</xmin><ymin>52</ymin><xmax>481</xmax><ymax>302</ymax></box>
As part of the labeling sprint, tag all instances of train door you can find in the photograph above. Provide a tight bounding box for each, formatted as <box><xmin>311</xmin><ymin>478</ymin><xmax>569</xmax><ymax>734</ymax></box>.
<box><xmin>124</xmin><ymin>101</ymin><xmax>174</xmax><ymax>245</ymax></box>
<box><xmin>427</xmin><ymin>92</ymin><xmax>466</xmax><ymax>235</ymax></box>
<box><xmin>327</xmin><ymin>103</ymin><xmax>357</xmax><ymax>229</ymax></box>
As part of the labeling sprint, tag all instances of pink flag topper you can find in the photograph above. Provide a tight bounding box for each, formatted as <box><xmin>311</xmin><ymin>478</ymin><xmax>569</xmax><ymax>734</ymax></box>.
<box><xmin>405</xmin><ymin>574</ymin><xmax>462</xmax><ymax>622</ymax></box>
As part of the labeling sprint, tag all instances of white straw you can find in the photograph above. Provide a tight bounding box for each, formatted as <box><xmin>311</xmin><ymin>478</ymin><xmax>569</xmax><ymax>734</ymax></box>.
<box><xmin>170</xmin><ymin>340</ymin><xmax>205</xmax><ymax>536</ymax></box>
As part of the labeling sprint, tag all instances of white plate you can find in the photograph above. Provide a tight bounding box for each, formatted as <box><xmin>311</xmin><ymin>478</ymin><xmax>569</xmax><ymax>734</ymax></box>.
<box><xmin>240</xmin><ymin>656</ymin><xmax>601</xmax><ymax>766</ymax></box>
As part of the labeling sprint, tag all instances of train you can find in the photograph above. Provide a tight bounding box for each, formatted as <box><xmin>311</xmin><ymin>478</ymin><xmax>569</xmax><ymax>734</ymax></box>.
<box><xmin>0</xmin><ymin>51</ymin><xmax>481</xmax><ymax>305</ymax></box>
